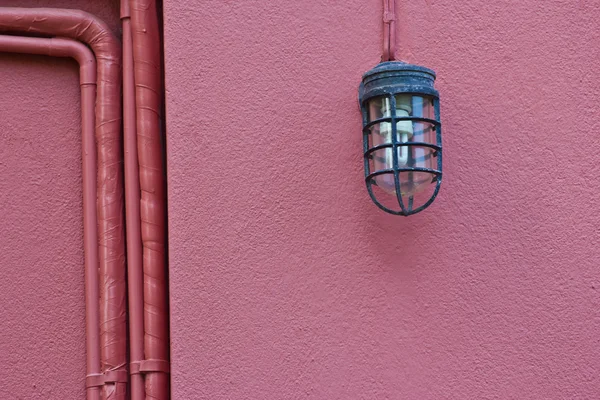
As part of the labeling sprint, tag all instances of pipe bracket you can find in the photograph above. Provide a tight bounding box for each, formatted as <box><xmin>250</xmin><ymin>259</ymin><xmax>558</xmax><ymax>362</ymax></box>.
<box><xmin>85</xmin><ymin>369</ymin><xmax>128</xmax><ymax>388</ymax></box>
<box><xmin>130</xmin><ymin>359</ymin><xmax>170</xmax><ymax>375</ymax></box>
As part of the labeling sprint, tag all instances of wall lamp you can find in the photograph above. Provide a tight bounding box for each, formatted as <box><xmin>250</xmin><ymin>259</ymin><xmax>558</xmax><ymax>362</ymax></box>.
<box><xmin>358</xmin><ymin>62</ymin><xmax>442</xmax><ymax>216</ymax></box>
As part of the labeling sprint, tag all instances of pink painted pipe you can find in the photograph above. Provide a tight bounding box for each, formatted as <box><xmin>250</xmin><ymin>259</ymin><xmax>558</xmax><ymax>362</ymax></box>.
<box><xmin>0</xmin><ymin>5</ymin><xmax>170</xmax><ymax>399</ymax></box>
<box><xmin>121</xmin><ymin>0</ymin><xmax>146</xmax><ymax>399</ymax></box>
<box><xmin>130</xmin><ymin>0</ymin><xmax>171</xmax><ymax>398</ymax></box>
<box><xmin>0</xmin><ymin>34</ymin><xmax>100</xmax><ymax>400</ymax></box>
<box><xmin>0</xmin><ymin>8</ymin><xmax>127</xmax><ymax>400</ymax></box>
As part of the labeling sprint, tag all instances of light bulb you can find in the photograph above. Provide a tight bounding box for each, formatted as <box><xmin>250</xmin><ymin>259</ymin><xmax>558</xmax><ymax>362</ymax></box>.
<box><xmin>373</xmin><ymin>96</ymin><xmax>413</xmax><ymax>194</ymax></box>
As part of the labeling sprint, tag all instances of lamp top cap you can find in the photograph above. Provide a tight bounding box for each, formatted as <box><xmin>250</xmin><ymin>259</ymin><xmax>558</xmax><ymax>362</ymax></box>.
<box><xmin>362</xmin><ymin>61</ymin><xmax>436</xmax><ymax>81</ymax></box>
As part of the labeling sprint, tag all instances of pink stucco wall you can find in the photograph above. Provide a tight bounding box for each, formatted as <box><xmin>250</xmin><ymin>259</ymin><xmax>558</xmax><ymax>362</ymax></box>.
<box><xmin>0</xmin><ymin>1</ymin><xmax>118</xmax><ymax>398</ymax></box>
<box><xmin>164</xmin><ymin>0</ymin><xmax>600</xmax><ymax>399</ymax></box>
<box><xmin>2</xmin><ymin>0</ymin><xmax>600</xmax><ymax>399</ymax></box>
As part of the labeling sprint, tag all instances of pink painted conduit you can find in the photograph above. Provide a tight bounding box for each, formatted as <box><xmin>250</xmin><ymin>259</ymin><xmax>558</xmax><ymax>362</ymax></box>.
<box><xmin>0</xmin><ymin>8</ymin><xmax>127</xmax><ymax>400</ymax></box>
<box><xmin>130</xmin><ymin>1</ymin><xmax>170</xmax><ymax>398</ymax></box>
<box><xmin>0</xmin><ymin>5</ymin><xmax>170</xmax><ymax>399</ymax></box>
<box><xmin>123</xmin><ymin>0</ymin><xmax>170</xmax><ymax>398</ymax></box>
<box><xmin>121</xmin><ymin>0</ymin><xmax>147</xmax><ymax>398</ymax></box>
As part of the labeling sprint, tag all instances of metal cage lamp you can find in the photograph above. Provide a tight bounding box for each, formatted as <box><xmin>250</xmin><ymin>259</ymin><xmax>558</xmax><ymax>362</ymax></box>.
<box><xmin>359</xmin><ymin>61</ymin><xmax>442</xmax><ymax>216</ymax></box>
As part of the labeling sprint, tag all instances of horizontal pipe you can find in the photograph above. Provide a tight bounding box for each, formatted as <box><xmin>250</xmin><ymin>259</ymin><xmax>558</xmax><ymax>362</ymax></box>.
<box><xmin>0</xmin><ymin>36</ymin><xmax>95</xmax><ymax>84</ymax></box>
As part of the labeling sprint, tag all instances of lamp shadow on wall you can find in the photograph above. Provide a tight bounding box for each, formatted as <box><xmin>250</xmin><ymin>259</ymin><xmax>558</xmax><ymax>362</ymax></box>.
<box><xmin>359</xmin><ymin>195</ymin><xmax>443</xmax><ymax>277</ymax></box>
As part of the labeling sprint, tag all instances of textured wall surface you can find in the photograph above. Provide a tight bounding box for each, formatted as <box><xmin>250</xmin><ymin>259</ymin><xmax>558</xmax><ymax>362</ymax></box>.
<box><xmin>0</xmin><ymin>1</ymin><xmax>118</xmax><ymax>398</ymax></box>
<box><xmin>164</xmin><ymin>0</ymin><xmax>600</xmax><ymax>399</ymax></box>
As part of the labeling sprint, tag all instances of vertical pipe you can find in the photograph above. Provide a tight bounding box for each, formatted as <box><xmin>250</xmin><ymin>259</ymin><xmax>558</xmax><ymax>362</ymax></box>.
<box><xmin>130</xmin><ymin>0</ymin><xmax>170</xmax><ymax>398</ymax></box>
<box><xmin>94</xmin><ymin>21</ymin><xmax>127</xmax><ymax>400</ymax></box>
<box><xmin>388</xmin><ymin>0</ymin><xmax>396</xmax><ymax>60</ymax></box>
<box><xmin>122</xmin><ymin>0</ymin><xmax>146</xmax><ymax>399</ymax></box>
<box><xmin>383</xmin><ymin>0</ymin><xmax>391</xmax><ymax>61</ymax></box>
<box><xmin>0</xmin><ymin>35</ymin><xmax>100</xmax><ymax>400</ymax></box>
<box><xmin>382</xmin><ymin>0</ymin><xmax>396</xmax><ymax>61</ymax></box>
<box><xmin>81</xmin><ymin>77</ymin><xmax>102</xmax><ymax>400</ymax></box>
